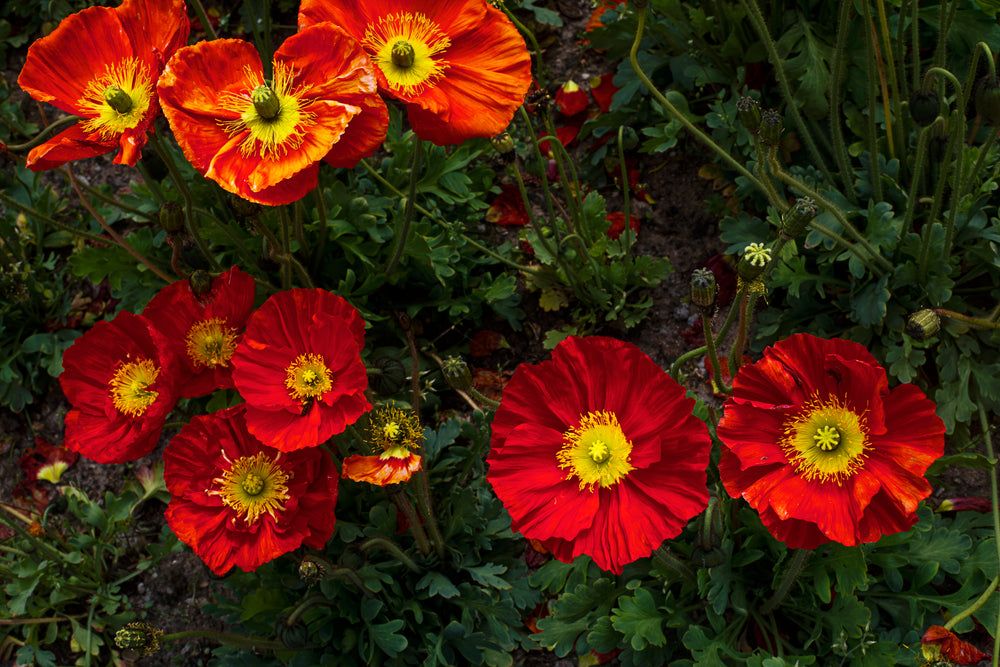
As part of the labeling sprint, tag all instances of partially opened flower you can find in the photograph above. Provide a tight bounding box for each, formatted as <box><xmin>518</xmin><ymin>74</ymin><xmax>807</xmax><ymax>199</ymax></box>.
<box><xmin>343</xmin><ymin>403</ymin><xmax>423</xmax><ymax>486</ymax></box>
<box><xmin>717</xmin><ymin>333</ymin><xmax>945</xmax><ymax>550</ymax></box>
<box><xmin>60</xmin><ymin>311</ymin><xmax>179</xmax><ymax>464</ymax></box>
<box><xmin>157</xmin><ymin>23</ymin><xmax>388</xmax><ymax>206</ymax></box>
<box><xmin>164</xmin><ymin>405</ymin><xmax>338</xmax><ymax>575</ymax></box>
<box><xmin>142</xmin><ymin>266</ymin><xmax>256</xmax><ymax>398</ymax></box>
<box><xmin>17</xmin><ymin>0</ymin><xmax>189</xmax><ymax>170</ymax></box>
<box><xmin>298</xmin><ymin>0</ymin><xmax>532</xmax><ymax>145</ymax></box>
<box><xmin>486</xmin><ymin>336</ymin><xmax>711</xmax><ymax>574</ymax></box>
<box><xmin>231</xmin><ymin>288</ymin><xmax>371</xmax><ymax>451</ymax></box>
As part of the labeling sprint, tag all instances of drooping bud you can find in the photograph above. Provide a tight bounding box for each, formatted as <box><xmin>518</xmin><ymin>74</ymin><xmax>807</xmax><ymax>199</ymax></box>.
<box><xmin>781</xmin><ymin>197</ymin><xmax>817</xmax><ymax>239</ymax></box>
<box><xmin>368</xmin><ymin>356</ymin><xmax>407</xmax><ymax>396</ymax></box>
<box><xmin>103</xmin><ymin>85</ymin><xmax>133</xmax><ymax>114</ymax></box>
<box><xmin>758</xmin><ymin>109</ymin><xmax>783</xmax><ymax>146</ymax></box>
<box><xmin>737</xmin><ymin>96</ymin><xmax>762</xmax><ymax>134</ymax></box>
<box><xmin>737</xmin><ymin>242</ymin><xmax>771</xmax><ymax>281</ymax></box>
<box><xmin>909</xmin><ymin>89</ymin><xmax>941</xmax><ymax>127</ymax></box>
<box><xmin>690</xmin><ymin>268</ymin><xmax>717</xmax><ymax>310</ymax></box>
<box><xmin>299</xmin><ymin>557</ymin><xmax>325</xmax><ymax>583</ymax></box>
<box><xmin>158</xmin><ymin>201</ymin><xmax>185</xmax><ymax>234</ymax></box>
<box><xmin>391</xmin><ymin>40</ymin><xmax>415</xmax><ymax>68</ymax></box>
<box><xmin>975</xmin><ymin>76</ymin><xmax>1000</xmax><ymax>126</ymax></box>
<box><xmin>228</xmin><ymin>194</ymin><xmax>261</xmax><ymax>218</ymax></box>
<box><xmin>442</xmin><ymin>356</ymin><xmax>473</xmax><ymax>392</ymax></box>
<box><xmin>251</xmin><ymin>84</ymin><xmax>281</xmax><ymax>120</ymax></box>
<box><xmin>906</xmin><ymin>308</ymin><xmax>941</xmax><ymax>340</ymax></box>
<box><xmin>619</xmin><ymin>126</ymin><xmax>639</xmax><ymax>150</ymax></box>
<box><xmin>188</xmin><ymin>270</ymin><xmax>213</xmax><ymax>296</ymax></box>
<box><xmin>115</xmin><ymin>622</ymin><xmax>163</xmax><ymax>657</ymax></box>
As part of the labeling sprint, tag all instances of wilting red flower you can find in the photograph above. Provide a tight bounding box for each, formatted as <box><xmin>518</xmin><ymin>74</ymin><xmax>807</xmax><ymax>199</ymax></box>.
<box><xmin>19</xmin><ymin>436</ymin><xmax>79</xmax><ymax>484</ymax></box>
<box><xmin>60</xmin><ymin>312</ymin><xmax>179</xmax><ymax>464</ymax></box>
<box><xmin>589</xmin><ymin>74</ymin><xmax>620</xmax><ymax>113</ymax></box>
<box><xmin>486</xmin><ymin>184</ymin><xmax>529</xmax><ymax>227</ymax></box>
<box><xmin>142</xmin><ymin>267</ymin><xmax>256</xmax><ymax>398</ymax></box>
<box><xmin>343</xmin><ymin>403</ymin><xmax>422</xmax><ymax>486</ymax></box>
<box><xmin>164</xmin><ymin>405</ymin><xmax>338</xmax><ymax>575</ymax></box>
<box><xmin>298</xmin><ymin>0</ymin><xmax>532</xmax><ymax>146</ymax></box>
<box><xmin>605</xmin><ymin>212</ymin><xmax>639</xmax><ymax>240</ymax></box>
<box><xmin>487</xmin><ymin>336</ymin><xmax>711</xmax><ymax>574</ymax></box>
<box><xmin>921</xmin><ymin>625</ymin><xmax>989</xmax><ymax>665</ymax></box>
<box><xmin>231</xmin><ymin>289</ymin><xmax>371</xmax><ymax>451</ymax></box>
<box><xmin>939</xmin><ymin>497</ymin><xmax>993</xmax><ymax>512</ymax></box>
<box><xmin>717</xmin><ymin>334</ymin><xmax>945</xmax><ymax>550</ymax></box>
<box><xmin>17</xmin><ymin>0</ymin><xmax>189</xmax><ymax>171</ymax></box>
<box><xmin>157</xmin><ymin>23</ymin><xmax>388</xmax><ymax>206</ymax></box>
<box><xmin>555</xmin><ymin>80</ymin><xmax>589</xmax><ymax>117</ymax></box>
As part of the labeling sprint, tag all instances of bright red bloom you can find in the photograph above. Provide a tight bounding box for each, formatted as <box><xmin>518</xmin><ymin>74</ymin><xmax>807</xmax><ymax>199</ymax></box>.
<box><xmin>142</xmin><ymin>267</ymin><xmax>256</xmax><ymax>398</ymax></box>
<box><xmin>157</xmin><ymin>23</ymin><xmax>388</xmax><ymax>206</ymax></box>
<box><xmin>231</xmin><ymin>289</ymin><xmax>371</xmax><ymax>451</ymax></box>
<box><xmin>921</xmin><ymin>626</ymin><xmax>989</xmax><ymax>665</ymax></box>
<box><xmin>59</xmin><ymin>312</ymin><xmax>180</xmax><ymax>464</ymax></box>
<box><xmin>487</xmin><ymin>336</ymin><xmax>711</xmax><ymax>574</ymax></box>
<box><xmin>164</xmin><ymin>404</ymin><xmax>338</xmax><ymax>575</ymax></box>
<box><xmin>298</xmin><ymin>0</ymin><xmax>532</xmax><ymax>146</ymax></box>
<box><xmin>717</xmin><ymin>334</ymin><xmax>945</xmax><ymax>550</ymax></box>
<box><xmin>17</xmin><ymin>0</ymin><xmax>189</xmax><ymax>171</ymax></box>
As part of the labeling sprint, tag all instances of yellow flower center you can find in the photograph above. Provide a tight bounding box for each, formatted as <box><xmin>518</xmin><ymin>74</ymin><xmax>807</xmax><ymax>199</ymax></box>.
<box><xmin>557</xmin><ymin>411</ymin><xmax>634</xmax><ymax>491</ymax></box>
<box><xmin>184</xmin><ymin>318</ymin><xmax>238</xmax><ymax>369</ymax></box>
<box><xmin>219</xmin><ymin>62</ymin><xmax>316</xmax><ymax>160</ymax></box>
<box><xmin>108</xmin><ymin>358</ymin><xmax>160</xmax><ymax>417</ymax></box>
<box><xmin>367</xmin><ymin>402</ymin><xmax>423</xmax><ymax>454</ymax></box>
<box><xmin>383</xmin><ymin>421</ymin><xmax>401</xmax><ymax>439</ymax></box>
<box><xmin>364</xmin><ymin>12</ymin><xmax>451</xmax><ymax>95</ymax></box>
<box><xmin>210</xmin><ymin>452</ymin><xmax>290</xmax><ymax>524</ymax></box>
<box><xmin>78</xmin><ymin>58</ymin><xmax>153</xmax><ymax>140</ymax></box>
<box><xmin>284</xmin><ymin>353</ymin><xmax>332</xmax><ymax>402</ymax></box>
<box><xmin>781</xmin><ymin>397</ymin><xmax>869</xmax><ymax>483</ymax></box>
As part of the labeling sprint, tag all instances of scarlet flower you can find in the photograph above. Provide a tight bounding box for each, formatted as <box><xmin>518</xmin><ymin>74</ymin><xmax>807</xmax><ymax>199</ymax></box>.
<box><xmin>342</xmin><ymin>403</ymin><xmax>423</xmax><ymax>486</ymax></box>
<box><xmin>486</xmin><ymin>336</ymin><xmax>711</xmax><ymax>574</ymax></box>
<box><xmin>298</xmin><ymin>0</ymin><xmax>532</xmax><ymax>145</ymax></box>
<box><xmin>717</xmin><ymin>333</ymin><xmax>945</xmax><ymax>550</ymax></box>
<box><xmin>141</xmin><ymin>267</ymin><xmax>256</xmax><ymax>398</ymax></box>
<box><xmin>59</xmin><ymin>312</ymin><xmax>180</xmax><ymax>464</ymax></box>
<box><xmin>163</xmin><ymin>405</ymin><xmax>338</xmax><ymax>575</ymax></box>
<box><xmin>157</xmin><ymin>23</ymin><xmax>388</xmax><ymax>206</ymax></box>
<box><xmin>231</xmin><ymin>288</ymin><xmax>371</xmax><ymax>451</ymax></box>
<box><xmin>486</xmin><ymin>184</ymin><xmax>529</xmax><ymax>227</ymax></box>
<box><xmin>605</xmin><ymin>212</ymin><xmax>639</xmax><ymax>240</ymax></box>
<box><xmin>17</xmin><ymin>0</ymin><xmax>189</xmax><ymax>171</ymax></box>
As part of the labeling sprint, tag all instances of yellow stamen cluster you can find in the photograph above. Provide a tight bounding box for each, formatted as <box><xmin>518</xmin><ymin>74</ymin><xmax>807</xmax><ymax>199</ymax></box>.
<box><xmin>185</xmin><ymin>318</ymin><xmax>238</xmax><ymax>369</ymax></box>
<box><xmin>284</xmin><ymin>352</ymin><xmax>333</xmax><ymax>402</ymax></box>
<box><xmin>367</xmin><ymin>403</ymin><xmax>423</xmax><ymax>459</ymax></box>
<box><xmin>364</xmin><ymin>12</ymin><xmax>451</xmax><ymax>95</ymax></box>
<box><xmin>781</xmin><ymin>396</ymin><xmax>869</xmax><ymax>483</ymax></box>
<box><xmin>79</xmin><ymin>58</ymin><xmax>153</xmax><ymax>139</ymax></box>
<box><xmin>109</xmin><ymin>358</ymin><xmax>160</xmax><ymax>417</ymax></box>
<box><xmin>558</xmin><ymin>411</ymin><xmax>634</xmax><ymax>491</ymax></box>
<box><xmin>210</xmin><ymin>451</ymin><xmax>291</xmax><ymax>524</ymax></box>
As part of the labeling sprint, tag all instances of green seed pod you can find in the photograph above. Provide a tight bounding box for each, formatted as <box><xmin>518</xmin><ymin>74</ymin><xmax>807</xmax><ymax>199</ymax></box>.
<box><xmin>781</xmin><ymin>197</ymin><xmax>818</xmax><ymax>239</ymax></box>
<box><xmin>737</xmin><ymin>242</ymin><xmax>771</xmax><ymax>282</ymax></box>
<box><xmin>690</xmin><ymin>268</ymin><xmax>717</xmax><ymax>310</ymax></box>
<box><xmin>490</xmin><ymin>131</ymin><xmax>515</xmax><ymax>155</ymax></box>
<box><xmin>905</xmin><ymin>308</ymin><xmax>941</xmax><ymax>340</ymax></box>
<box><xmin>909</xmin><ymin>89</ymin><xmax>941</xmax><ymax>127</ymax></box>
<box><xmin>442</xmin><ymin>356</ymin><xmax>473</xmax><ymax>392</ymax></box>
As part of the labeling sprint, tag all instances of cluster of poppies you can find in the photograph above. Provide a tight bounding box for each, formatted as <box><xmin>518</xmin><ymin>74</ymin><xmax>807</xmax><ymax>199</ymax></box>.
<box><xmin>59</xmin><ymin>268</ymin><xmax>423</xmax><ymax>574</ymax></box>
<box><xmin>18</xmin><ymin>0</ymin><xmax>532</xmax><ymax>204</ymax></box>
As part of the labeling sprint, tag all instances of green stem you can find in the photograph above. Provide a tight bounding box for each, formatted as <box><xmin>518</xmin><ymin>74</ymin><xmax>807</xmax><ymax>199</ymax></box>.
<box><xmin>652</xmin><ymin>545</ymin><xmax>696</xmax><ymax>584</ymax></box>
<box><xmin>312</xmin><ymin>187</ymin><xmax>329</xmax><ymax>271</ymax></box>
<box><xmin>517</xmin><ymin>107</ymin><xmax>559</xmax><ymax>227</ymax></box>
<box><xmin>728</xmin><ymin>290</ymin><xmax>755</xmax><ymax>378</ymax></box>
<box><xmin>979</xmin><ymin>402</ymin><xmax>1000</xmax><ymax>667</ymax></box>
<box><xmin>277</xmin><ymin>207</ymin><xmax>314</xmax><ymax>287</ymax></box>
<box><xmin>944</xmin><ymin>575</ymin><xmax>999</xmax><ymax>632</ymax></box>
<box><xmin>760</xmin><ymin>549</ymin><xmax>810</xmax><ymax>615</ymax></box>
<box><xmin>388</xmin><ymin>487</ymin><xmax>431</xmax><ymax>556</ymax></box>
<box><xmin>502</xmin><ymin>6</ymin><xmax>545</xmax><ymax>84</ymax></box>
<box><xmin>703</xmin><ymin>309</ymin><xmax>730</xmax><ymax>394</ymax></box>
<box><xmin>902</xmin><ymin>119</ymin><xmax>940</xmax><ymax>237</ymax></box>
<box><xmin>359</xmin><ymin>536</ymin><xmax>421</xmax><ymax>572</ymax></box>
<box><xmin>0</xmin><ymin>192</ymin><xmax>110</xmax><ymax>246</ymax></box>
<box><xmin>669</xmin><ymin>287</ymin><xmax>744</xmax><ymax>378</ymax></box>
<box><xmin>467</xmin><ymin>386</ymin><xmax>501</xmax><ymax>410</ymax></box>
<box><xmin>60</xmin><ymin>169</ymin><xmax>155</xmax><ymax>221</ymax></box>
<box><xmin>186</xmin><ymin>0</ymin><xmax>218</xmax><ymax>40</ymax></box>
<box><xmin>4</xmin><ymin>115</ymin><xmax>79</xmax><ymax>152</ymax></box>
<box><xmin>618</xmin><ymin>126</ymin><xmax>635</xmax><ymax>256</ymax></box>
<box><xmin>162</xmin><ymin>630</ymin><xmax>285</xmax><ymax>650</ymax></box>
<box><xmin>860</xmin><ymin>0</ymin><xmax>884</xmax><ymax>199</ymax></box>
<box><xmin>935</xmin><ymin>308</ymin><xmax>1000</xmax><ymax>330</ymax></box>
<box><xmin>875</xmin><ymin>0</ymin><xmax>902</xmax><ymax>160</ymax></box>
<box><xmin>387</xmin><ymin>135</ymin><xmax>422</xmax><ymax>275</ymax></box>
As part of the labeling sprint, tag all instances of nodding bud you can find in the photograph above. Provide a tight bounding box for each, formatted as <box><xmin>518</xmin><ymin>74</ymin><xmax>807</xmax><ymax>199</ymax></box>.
<box><xmin>391</xmin><ymin>40</ymin><xmax>416</xmax><ymax>68</ymax></box>
<box><xmin>490</xmin><ymin>131</ymin><xmax>515</xmax><ymax>155</ymax></box>
<box><xmin>228</xmin><ymin>194</ymin><xmax>261</xmax><ymax>218</ymax></box>
<box><xmin>251</xmin><ymin>84</ymin><xmax>280</xmax><ymax>120</ymax></box>
<box><xmin>442</xmin><ymin>356</ymin><xmax>473</xmax><ymax>392</ymax></box>
<box><xmin>975</xmin><ymin>76</ymin><xmax>1000</xmax><ymax>126</ymax></box>
<box><xmin>737</xmin><ymin>242</ymin><xmax>771</xmax><ymax>281</ymax></box>
<box><xmin>758</xmin><ymin>109</ymin><xmax>783</xmax><ymax>146</ymax></box>
<box><xmin>906</xmin><ymin>309</ymin><xmax>941</xmax><ymax>340</ymax></box>
<box><xmin>188</xmin><ymin>270</ymin><xmax>213</xmax><ymax>296</ymax></box>
<box><xmin>909</xmin><ymin>89</ymin><xmax>941</xmax><ymax>127</ymax></box>
<box><xmin>737</xmin><ymin>96</ymin><xmax>762</xmax><ymax>133</ymax></box>
<box><xmin>368</xmin><ymin>356</ymin><xmax>407</xmax><ymax>396</ymax></box>
<box><xmin>781</xmin><ymin>197</ymin><xmax>817</xmax><ymax>239</ymax></box>
<box><xmin>690</xmin><ymin>268</ymin><xmax>717</xmax><ymax>310</ymax></box>
<box><xmin>299</xmin><ymin>557</ymin><xmax>325</xmax><ymax>583</ymax></box>
<box><xmin>619</xmin><ymin>126</ymin><xmax>639</xmax><ymax>150</ymax></box>
<box><xmin>115</xmin><ymin>622</ymin><xmax>163</xmax><ymax>657</ymax></box>
<box><xmin>103</xmin><ymin>85</ymin><xmax>133</xmax><ymax>114</ymax></box>
<box><xmin>158</xmin><ymin>201</ymin><xmax>184</xmax><ymax>233</ymax></box>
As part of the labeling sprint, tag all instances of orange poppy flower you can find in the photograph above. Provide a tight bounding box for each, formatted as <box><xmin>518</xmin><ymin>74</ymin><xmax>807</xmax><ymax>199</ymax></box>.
<box><xmin>298</xmin><ymin>0</ymin><xmax>532</xmax><ymax>145</ymax></box>
<box><xmin>717</xmin><ymin>334</ymin><xmax>945</xmax><ymax>549</ymax></box>
<box><xmin>164</xmin><ymin>404</ymin><xmax>338</xmax><ymax>575</ymax></box>
<box><xmin>59</xmin><ymin>312</ymin><xmax>180</xmax><ymax>464</ymax></box>
<box><xmin>343</xmin><ymin>403</ymin><xmax>423</xmax><ymax>486</ymax></box>
<box><xmin>157</xmin><ymin>23</ymin><xmax>388</xmax><ymax>206</ymax></box>
<box><xmin>231</xmin><ymin>289</ymin><xmax>371</xmax><ymax>451</ymax></box>
<box><xmin>17</xmin><ymin>0</ymin><xmax>189</xmax><ymax>171</ymax></box>
<box><xmin>141</xmin><ymin>266</ymin><xmax>256</xmax><ymax>398</ymax></box>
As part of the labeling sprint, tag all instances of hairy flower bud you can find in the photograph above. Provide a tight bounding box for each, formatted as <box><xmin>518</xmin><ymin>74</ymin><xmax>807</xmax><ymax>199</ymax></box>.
<box><xmin>490</xmin><ymin>131</ymin><xmax>515</xmax><ymax>155</ymax></box>
<box><xmin>976</xmin><ymin>76</ymin><xmax>1000</xmax><ymax>126</ymax></box>
<box><xmin>906</xmin><ymin>309</ymin><xmax>941</xmax><ymax>340</ymax></box>
<box><xmin>442</xmin><ymin>356</ymin><xmax>473</xmax><ymax>392</ymax></box>
<box><xmin>368</xmin><ymin>356</ymin><xmax>407</xmax><ymax>396</ymax></box>
<box><xmin>758</xmin><ymin>109</ymin><xmax>783</xmax><ymax>147</ymax></box>
<box><xmin>909</xmin><ymin>89</ymin><xmax>941</xmax><ymax>127</ymax></box>
<box><xmin>690</xmin><ymin>268</ymin><xmax>717</xmax><ymax>310</ymax></box>
<box><xmin>781</xmin><ymin>197</ymin><xmax>817</xmax><ymax>239</ymax></box>
<box><xmin>158</xmin><ymin>201</ymin><xmax>184</xmax><ymax>234</ymax></box>
<box><xmin>737</xmin><ymin>96</ymin><xmax>762</xmax><ymax>134</ymax></box>
<box><xmin>228</xmin><ymin>194</ymin><xmax>261</xmax><ymax>218</ymax></box>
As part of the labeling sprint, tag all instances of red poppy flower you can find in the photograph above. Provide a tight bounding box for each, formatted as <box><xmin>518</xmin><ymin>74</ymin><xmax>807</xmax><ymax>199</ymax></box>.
<box><xmin>921</xmin><ymin>626</ymin><xmax>989</xmax><ymax>665</ymax></box>
<box><xmin>164</xmin><ymin>404</ymin><xmax>338</xmax><ymax>575</ymax></box>
<box><xmin>142</xmin><ymin>267</ymin><xmax>256</xmax><ymax>398</ymax></box>
<box><xmin>486</xmin><ymin>336</ymin><xmax>711</xmax><ymax>574</ymax></box>
<box><xmin>486</xmin><ymin>184</ymin><xmax>529</xmax><ymax>227</ymax></box>
<box><xmin>342</xmin><ymin>403</ymin><xmax>423</xmax><ymax>486</ymax></box>
<box><xmin>157</xmin><ymin>23</ymin><xmax>388</xmax><ymax>206</ymax></box>
<box><xmin>717</xmin><ymin>333</ymin><xmax>945</xmax><ymax>550</ymax></box>
<box><xmin>17</xmin><ymin>0</ymin><xmax>189</xmax><ymax>171</ymax></box>
<box><xmin>298</xmin><ymin>0</ymin><xmax>532</xmax><ymax>146</ymax></box>
<box><xmin>59</xmin><ymin>311</ymin><xmax>180</xmax><ymax>464</ymax></box>
<box><xmin>605</xmin><ymin>212</ymin><xmax>639</xmax><ymax>240</ymax></box>
<box><xmin>231</xmin><ymin>288</ymin><xmax>371</xmax><ymax>451</ymax></box>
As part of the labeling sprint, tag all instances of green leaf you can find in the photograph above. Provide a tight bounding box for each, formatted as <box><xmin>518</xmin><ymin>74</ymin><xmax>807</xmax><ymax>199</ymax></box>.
<box><xmin>417</xmin><ymin>572</ymin><xmax>460</xmax><ymax>599</ymax></box>
<box><xmin>370</xmin><ymin>619</ymin><xmax>407</xmax><ymax>657</ymax></box>
<box><xmin>850</xmin><ymin>274</ymin><xmax>890</xmax><ymax>327</ymax></box>
<box><xmin>467</xmin><ymin>563</ymin><xmax>512</xmax><ymax>590</ymax></box>
<box><xmin>611</xmin><ymin>588</ymin><xmax>668</xmax><ymax>649</ymax></box>
<box><xmin>778</xmin><ymin>18</ymin><xmax>833</xmax><ymax>118</ymax></box>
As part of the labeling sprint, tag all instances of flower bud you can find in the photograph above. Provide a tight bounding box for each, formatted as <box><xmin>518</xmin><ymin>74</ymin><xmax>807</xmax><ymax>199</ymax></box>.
<box><xmin>905</xmin><ymin>308</ymin><xmax>941</xmax><ymax>340</ymax></box>
<box><xmin>758</xmin><ymin>109</ymin><xmax>783</xmax><ymax>147</ymax></box>
<box><xmin>115</xmin><ymin>622</ymin><xmax>163</xmax><ymax>657</ymax></box>
<box><xmin>228</xmin><ymin>194</ymin><xmax>261</xmax><ymax>218</ymax></box>
<box><xmin>737</xmin><ymin>96</ymin><xmax>762</xmax><ymax>134</ymax></box>
<box><xmin>158</xmin><ymin>201</ymin><xmax>184</xmax><ymax>234</ymax></box>
<box><xmin>299</xmin><ymin>557</ymin><xmax>325</xmax><ymax>584</ymax></box>
<box><xmin>690</xmin><ymin>268</ymin><xmax>717</xmax><ymax>310</ymax></box>
<box><xmin>737</xmin><ymin>242</ymin><xmax>771</xmax><ymax>281</ymax></box>
<box><xmin>781</xmin><ymin>197</ymin><xmax>817</xmax><ymax>239</ymax></box>
<box><xmin>442</xmin><ymin>356</ymin><xmax>473</xmax><ymax>392</ymax></box>
<box><xmin>909</xmin><ymin>89</ymin><xmax>941</xmax><ymax>127</ymax></box>
<box><xmin>188</xmin><ymin>270</ymin><xmax>213</xmax><ymax>296</ymax></box>
<box><xmin>976</xmin><ymin>76</ymin><xmax>1000</xmax><ymax>126</ymax></box>
<box><xmin>490</xmin><ymin>131</ymin><xmax>515</xmax><ymax>155</ymax></box>
<box><xmin>368</xmin><ymin>356</ymin><xmax>407</xmax><ymax>396</ymax></box>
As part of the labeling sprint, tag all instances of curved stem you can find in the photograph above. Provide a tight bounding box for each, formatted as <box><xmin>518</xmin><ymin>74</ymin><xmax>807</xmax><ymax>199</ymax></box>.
<box><xmin>359</xmin><ymin>536</ymin><xmax>420</xmax><ymax>572</ymax></box>
<box><xmin>761</xmin><ymin>549</ymin><xmax>810</xmax><ymax>615</ymax></box>
<box><xmin>162</xmin><ymin>630</ymin><xmax>285</xmax><ymax>650</ymax></box>
<box><xmin>0</xmin><ymin>192</ymin><xmax>110</xmax><ymax>246</ymax></box>
<box><xmin>979</xmin><ymin>402</ymin><xmax>1000</xmax><ymax>667</ymax></box>
<box><xmin>944</xmin><ymin>575</ymin><xmax>999</xmax><ymax>632</ymax></box>
<box><xmin>4</xmin><ymin>115</ymin><xmax>79</xmax><ymax>152</ymax></box>
<box><xmin>702</xmin><ymin>310</ymin><xmax>730</xmax><ymax>394</ymax></box>
<box><xmin>618</xmin><ymin>126</ymin><xmax>635</xmax><ymax>256</ymax></box>
<box><xmin>902</xmin><ymin>119</ymin><xmax>941</xmax><ymax>237</ymax></box>
<box><xmin>387</xmin><ymin>134</ymin><xmax>422</xmax><ymax>275</ymax></box>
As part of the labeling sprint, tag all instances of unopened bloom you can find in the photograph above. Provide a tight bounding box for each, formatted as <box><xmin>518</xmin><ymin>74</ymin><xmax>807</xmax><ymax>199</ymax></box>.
<box><xmin>342</xmin><ymin>403</ymin><xmax>423</xmax><ymax>486</ymax></box>
<box><xmin>17</xmin><ymin>0</ymin><xmax>189</xmax><ymax>170</ymax></box>
<box><xmin>717</xmin><ymin>334</ymin><xmax>945</xmax><ymax>550</ymax></box>
<box><xmin>157</xmin><ymin>23</ymin><xmax>388</xmax><ymax>206</ymax></box>
<box><xmin>487</xmin><ymin>336</ymin><xmax>711</xmax><ymax>574</ymax></box>
<box><xmin>298</xmin><ymin>0</ymin><xmax>532</xmax><ymax>145</ymax></box>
